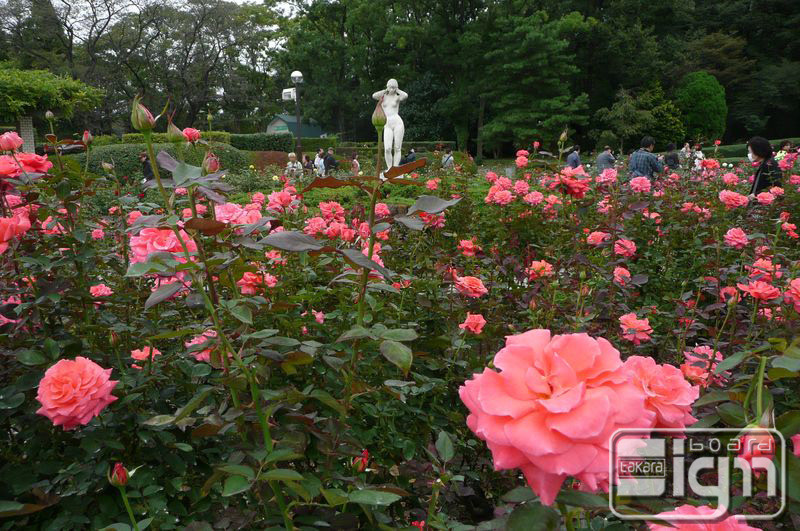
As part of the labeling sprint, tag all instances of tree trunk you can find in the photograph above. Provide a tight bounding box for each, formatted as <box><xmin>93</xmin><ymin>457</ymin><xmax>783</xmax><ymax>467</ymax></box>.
<box><xmin>477</xmin><ymin>95</ymin><xmax>486</xmax><ymax>159</ymax></box>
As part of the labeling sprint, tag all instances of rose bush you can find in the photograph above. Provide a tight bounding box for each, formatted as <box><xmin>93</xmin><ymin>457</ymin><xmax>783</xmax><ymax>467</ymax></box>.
<box><xmin>1</xmin><ymin>108</ymin><xmax>800</xmax><ymax>529</ymax></box>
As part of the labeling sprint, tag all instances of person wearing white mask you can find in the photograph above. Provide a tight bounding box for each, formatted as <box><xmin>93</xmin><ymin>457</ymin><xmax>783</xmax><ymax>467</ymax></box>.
<box><xmin>747</xmin><ymin>136</ymin><xmax>782</xmax><ymax>198</ymax></box>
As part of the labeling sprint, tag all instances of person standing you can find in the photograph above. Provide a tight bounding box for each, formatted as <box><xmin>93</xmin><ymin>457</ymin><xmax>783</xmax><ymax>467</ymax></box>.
<box><xmin>628</xmin><ymin>136</ymin><xmax>664</xmax><ymax>178</ymax></box>
<box><xmin>351</xmin><ymin>152</ymin><xmax>361</xmax><ymax>175</ymax></box>
<box><xmin>663</xmin><ymin>143</ymin><xmax>680</xmax><ymax>170</ymax></box>
<box><xmin>314</xmin><ymin>148</ymin><xmax>325</xmax><ymax>176</ymax></box>
<box><xmin>692</xmin><ymin>144</ymin><xmax>705</xmax><ymax>171</ymax></box>
<box><xmin>285</xmin><ymin>152</ymin><xmax>303</xmax><ymax>180</ymax></box>
<box><xmin>747</xmin><ymin>136</ymin><xmax>782</xmax><ymax>197</ymax></box>
<box><xmin>324</xmin><ymin>147</ymin><xmax>339</xmax><ymax>175</ymax></box>
<box><xmin>595</xmin><ymin>146</ymin><xmax>615</xmax><ymax>171</ymax></box>
<box><xmin>139</xmin><ymin>151</ymin><xmax>154</xmax><ymax>183</ymax></box>
<box><xmin>441</xmin><ymin>148</ymin><xmax>454</xmax><ymax>169</ymax></box>
<box><xmin>566</xmin><ymin>145</ymin><xmax>581</xmax><ymax>168</ymax></box>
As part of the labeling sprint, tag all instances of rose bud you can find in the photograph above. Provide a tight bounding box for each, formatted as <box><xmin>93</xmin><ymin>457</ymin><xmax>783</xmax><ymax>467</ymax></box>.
<box><xmin>108</xmin><ymin>462</ymin><xmax>129</xmax><ymax>487</ymax></box>
<box><xmin>82</xmin><ymin>130</ymin><xmax>93</xmax><ymax>146</ymax></box>
<box><xmin>166</xmin><ymin>120</ymin><xmax>184</xmax><ymax>143</ymax></box>
<box><xmin>182</xmin><ymin>128</ymin><xmax>201</xmax><ymax>143</ymax></box>
<box><xmin>371</xmin><ymin>100</ymin><xmax>387</xmax><ymax>129</ymax></box>
<box><xmin>131</xmin><ymin>95</ymin><xmax>156</xmax><ymax>132</ymax></box>
<box><xmin>202</xmin><ymin>152</ymin><xmax>220</xmax><ymax>174</ymax></box>
<box><xmin>0</xmin><ymin>131</ymin><xmax>24</xmax><ymax>153</ymax></box>
<box><xmin>352</xmin><ymin>449</ymin><xmax>369</xmax><ymax>472</ymax></box>
<box><xmin>45</xmin><ymin>110</ymin><xmax>55</xmax><ymax>121</ymax></box>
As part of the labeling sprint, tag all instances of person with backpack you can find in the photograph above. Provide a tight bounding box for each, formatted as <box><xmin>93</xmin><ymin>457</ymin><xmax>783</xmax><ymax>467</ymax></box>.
<box><xmin>441</xmin><ymin>148</ymin><xmax>454</xmax><ymax>169</ymax></box>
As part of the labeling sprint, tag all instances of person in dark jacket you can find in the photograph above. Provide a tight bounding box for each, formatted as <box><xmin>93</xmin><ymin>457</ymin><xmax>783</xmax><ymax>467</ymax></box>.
<box><xmin>595</xmin><ymin>146</ymin><xmax>615</xmax><ymax>171</ymax></box>
<box><xmin>628</xmin><ymin>136</ymin><xmax>664</xmax><ymax>178</ymax></box>
<box><xmin>663</xmin><ymin>143</ymin><xmax>680</xmax><ymax>170</ymax></box>
<box><xmin>566</xmin><ymin>145</ymin><xmax>581</xmax><ymax>168</ymax></box>
<box><xmin>139</xmin><ymin>151</ymin><xmax>154</xmax><ymax>183</ymax></box>
<box><xmin>323</xmin><ymin>147</ymin><xmax>339</xmax><ymax>175</ymax></box>
<box><xmin>747</xmin><ymin>136</ymin><xmax>782</xmax><ymax>197</ymax></box>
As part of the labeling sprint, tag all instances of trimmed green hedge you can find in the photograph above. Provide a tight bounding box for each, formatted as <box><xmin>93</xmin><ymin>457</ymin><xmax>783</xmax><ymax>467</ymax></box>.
<box><xmin>121</xmin><ymin>131</ymin><xmax>231</xmax><ymax>144</ymax></box>
<box><xmin>300</xmin><ymin>137</ymin><xmax>338</xmax><ymax>152</ymax></box>
<box><xmin>711</xmin><ymin>137</ymin><xmax>800</xmax><ymax>158</ymax></box>
<box><xmin>230</xmin><ymin>133</ymin><xmax>293</xmax><ymax>152</ymax></box>
<box><xmin>66</xmin><ymin>142</ymin><xmax>250</xmax><ymax>178</ymax></box>
<box><xmin>339</xmin><ymin>140</ymin><xmax>455</xmax><ymax>153</ymax></box>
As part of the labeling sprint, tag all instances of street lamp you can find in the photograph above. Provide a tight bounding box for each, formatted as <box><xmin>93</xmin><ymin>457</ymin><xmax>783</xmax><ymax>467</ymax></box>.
<box><xmin>291</xmin><ymin>70</ymin><xmax>303</xmax><ymax>156</ymax></box>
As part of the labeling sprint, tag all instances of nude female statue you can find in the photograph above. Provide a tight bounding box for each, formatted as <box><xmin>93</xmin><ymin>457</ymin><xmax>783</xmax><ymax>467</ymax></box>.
<box><xmin>372</xmin><ymin>79</ymin><xmax>408</xmax><ymax>170</ymax></box>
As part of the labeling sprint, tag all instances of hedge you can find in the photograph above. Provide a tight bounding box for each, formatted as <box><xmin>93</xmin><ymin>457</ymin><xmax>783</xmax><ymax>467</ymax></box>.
<box><xmin>121</xmin><ymin>131</ymin><xmax>231</xmax><ymax>144</ymax></box>
<box><xmin>339</xmin><ymin>140</ymin><xmax>455</xmax><ymax>153</ymax></box>
<box><xmin>65</xmin><ymin>142</ymin><xmax>250</xmax><ymax>178</ymax></box>
<box><xmin>711</xmin><ymin>137</ymin><xmax>800</xmax><ymax>158</ymax></box>
<box><xmin>230</xmin><ymin>133</ymin><xmax>293</xmax><ymax>152</ymax></box>
<box><xmin>300</xmin><ymin>137</ymin><xmax>338</xmax><ymax>152</ymax></box>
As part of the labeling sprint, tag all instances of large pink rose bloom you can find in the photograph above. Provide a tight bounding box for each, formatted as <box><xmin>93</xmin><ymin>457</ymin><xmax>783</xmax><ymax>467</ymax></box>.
<box><xmin>648</xmin><ymin>504</ymin><xmax>758</xmax><ymax>530</ymax></box>
<box><xmin>624</xmin><ymin>356</ymin><xmax>698</xmax><ymax>430</ymax></box>
<box><xmin>129</xmin><ymin>228</ymin><xmax>197</xmax><ymax>263</ymax></box>
<box><xmin>36</xmin><ymin>357</ymin><xmax>118</xmax><ymax>430</ymax></box>
<box><xmin>459</xmin><ymin>330</ymin><xmax>654</xmax><ymax>505</ymax></box>
<box><xmin>0</xmin><ymin>214</ymin><xmax>31</xmax><ymax>254</ymax></box>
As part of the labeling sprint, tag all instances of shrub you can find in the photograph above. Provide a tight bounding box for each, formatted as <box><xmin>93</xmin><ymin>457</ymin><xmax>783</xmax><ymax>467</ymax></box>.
<box><xmin>121</xmin><ymin>131</ymin><xmax>231</xmax><ymax>144</ymax></box>
<box><xmin>300</xmin><ymin>137</ymin><xmax>338</xmax><ymax>153</ymax></box>
<box><xmin>229</xmin><ymin>133</ymin><xmax>293</xmax><ymax>152</ymax></box>
<box><xmin>675</xmin><ymin>71</ymin><xmax>727</xmax><ymax>142</ymax></box>
<box><xmin>66</xmin><ymin>142</ymin><xmax>249</xmax><ymax>178</ymax></box>
<box><xmin>91</xmin><ymin>134</ymin><xmax>122</xmax><ymax>147</ymax></box>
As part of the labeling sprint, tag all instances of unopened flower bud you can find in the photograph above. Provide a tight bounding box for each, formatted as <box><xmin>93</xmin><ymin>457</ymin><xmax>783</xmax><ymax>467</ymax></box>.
<box><xmin>109</xmin><ymin>330</ymin><xmax>120</xmax><ymax>346</ymax></box>
<box><xmin>559</xmin><ymin>130</ymin><xmax>568</xmax><ymax>143</ymax></box>
<box><xmin>131</xmin><ymin>95</ymin><xmax>156</xmax><ymax>132</ymax></box>
<box><xmin>45</xmin><ymin>110</ymin><xmax>55</xmax><ymax>121</ymax></box>
<box><xmin>202</xmin><ymin>152</ymin><xmax>220</xmax><ymax>174</ymax></box>
<box><xmin>82</xmin><ymin>130</ymin><xmax>93</xmax><ymax>145</ymax></box>
<box><xmin>371</xmin><ymin>100</ymin><xmax>387</xmax><ymax>129</ymax></box>
<box><xmin>108</xmin><ymin>463</ymin><xmax>128</xmax><ymax>487</ymax></box>
<box><xmin>166</xmin><ymin>120</ymin><xmax>184</xmax><ymax>143</ymax></box>
<box><xmin>102</xmin><ymin>161</ymin><xmax>114</xmax><ymax>172</ymax></box>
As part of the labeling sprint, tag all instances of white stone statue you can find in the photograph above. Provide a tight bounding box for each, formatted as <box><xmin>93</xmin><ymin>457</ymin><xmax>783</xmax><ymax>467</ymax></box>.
<box><xmin>372</xmin><ymin>79</ymin><xmax>408</xmax><ymax>170</ymax></box>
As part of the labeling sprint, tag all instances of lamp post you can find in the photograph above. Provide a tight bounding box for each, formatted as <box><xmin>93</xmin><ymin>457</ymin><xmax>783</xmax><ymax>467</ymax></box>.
<box><xmin>291</xmin><ymin>70</ymin><xmax>303</xmax><ymax>157</ymax></box>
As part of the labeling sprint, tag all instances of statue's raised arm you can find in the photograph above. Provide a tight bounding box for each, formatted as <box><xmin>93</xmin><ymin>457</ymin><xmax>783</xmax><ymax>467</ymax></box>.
<box><xmin>373</xmin><ymin>79</ymin><xmax>407</xmax><ymax>171</ymax></box>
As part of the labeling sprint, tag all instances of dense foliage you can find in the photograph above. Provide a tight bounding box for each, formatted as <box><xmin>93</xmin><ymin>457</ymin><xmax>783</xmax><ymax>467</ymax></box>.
<box><xmin>2</xmin><ymin>0</ymin><xmax>798</xmax><ymax>150</ymax></box>
<box><xmin>1</xmin><ymin>102</ymin><xmax>800</xmax><ymax>529</ymax></box>
<box><xmin>0</xmin><ymin>66</ymin><xmax>102</xmax><ymax>121</ymax></box>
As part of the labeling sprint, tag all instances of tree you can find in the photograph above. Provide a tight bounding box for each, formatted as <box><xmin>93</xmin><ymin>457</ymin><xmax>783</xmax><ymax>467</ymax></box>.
<box><xmin>593</xmin><ymin>89</ymin><xmax>652</xmax><ymax>154</ymax></box>
<box><xmin>480</xmin><ymin>10</ymin><xmax>588</xmax><ymax>151</ymax></box>
<box><xmin>674</xmin><ymin>71</ymin><xmax>727</xmax><ymax>142</ymax></box>
<box><xmin>0</xmin><ymin>66</ymin><xmax>102</xmax><ymax>122</ymax></box>
<box><xmin>637</xmin><ymin>83</ymin><xmax>685</xmax><ymax>149</ymax></box>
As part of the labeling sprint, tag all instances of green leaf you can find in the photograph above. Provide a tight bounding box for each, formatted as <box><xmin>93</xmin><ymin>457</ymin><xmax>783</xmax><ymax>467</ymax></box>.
<box><xmin>221</xmin><ymin>475</ymin><xmax>251</xmax><ymax>496</ymax></box>
<box><xmin>174</xmin><ymin>386</ymin><xmax>214</xmax><ymax>423</ymax></box>
<box><xmin>0</xmin><ymin>393</ymin><xmax>24</xmax><ymax>410</ymax></box>
<box><xmin>260</xmin><ymin>469</ymin><xmax>304</xmax><ymax>482</ymax></box>
<box><xmin>407</xmin><ymin>195</ymin><xmax>462</xmax><ymax>215</ymax></box>
<box><xmin>16</xmin><ymin>349</ymin><xmax>46</xmax><ymax>366</ymax></box>
<box><xmin>99</xmin><ymin>524</ymin><xmax>131</xmax><ymax>531</ymax></box>
<box><xmin>321</xmin><ymin>487</ymin><xmax>349</xmax><ymax>506</ymax></box>
<box><xmin>500</xmin><ymin>486</ymin><xmax>536</xmax><ymax>503</ymax></box>
<box><xmin>555</xmin><ymin>489</ymin><xmax>608</xmax><ymax>508</ymax></box>
<box><xmin>436</xmin><ymin>431</ymin><xmax>454</xmax><ymax>463</ymax></box>
<box><xmin>309</xmin><ymin>389</ymin><xmax>346</xmax><ymax>416</ymax></box>
<box><xmin>245</xmin><ymin>329</ymin><xmax>279</xmax><ymax>340</ymax></box>
<box><xmin>376</xmin><ymin>328</ymin><xmax>418</xmax><ymax>342</ymax></box>
<box><xmin>336</xmin><ymin>326</ymin><xmax>372</xmax><ymax>342</ymax></box>
<box><xmin>142</xmin><ymin>414</ymin><xmax>176</xmax><ymax>427</ymax></box>
<box><xmin>506</xmin><ymin>502</ymin><xmax>560</xmax><ymax>530</ymax></box>
<box><xmin>714</xmin><ymin>349</ymin><xmax>749</xmax><ymax>373</ymax></box>
<box><xmin>137</xmin><ymin>518</ymin><xmax>154</xmax><ymax>531</ymax></box>
<box><xmin>691</xmin><ymin>413</ymin><xmax>720</xmax><ymax>428</ymax></box>
<box><xmin>0</xmin><ymin>501</ymin><xmax>24</xmax><ymax>513</ymax></box>
<box><xmin>144</xmin><ymin>283</ymin><xmax>183</xmax><ymax>309</ymax></box>
<box><xmin>716</xmin><ymin>402</ymin><xmax>746</xmax><ymax>427</ymax></box>
<box><xmin>339</xmin><ymin>248</ymin><xmax>394</xmax><ymax>279</ymax></box>
<box><xmin>261</xmin><ymin>230</ymin><xmax>327</xmax><ymax>252</ymax></box>
<box><xmin>265</xmin><ymin>448</ymin><xmax>304</xmax><ymax>464</ymax></box>
<box><xmin>379</xmin><ymin>340</ymin><xmax>413</xmax><ymax>373</ymax></box>
<box><xmin>347</xmin><ymin>489</ymin><xmax>402</xmax><ymax>506</ymax></box>
<box><xmin>693</xmin><ymin>390</ymin><xmax>731</xmax><ymax>407</ymax></box>
<box><xmin>777</xmin><ymin>411</ymin><xmax>800</xmax><ymax>437</ymax></box>
<box><xmin>219</xmin><ymin>464</ymin><xmax>255</xmax><ymax>479</ymax></box>
<box><xmin>772</xmin><ymin>356</ymin><xmax>800</xmax><ymax>372</ymax></box>
<box><xmin>191</xmin><ymin>364</ymin><xmax>212</xmax><ymax>377</ymax></box>
<box><xmin>393</xmin><ymin>215</ymin><xmax>426</xmax><ymax>230</ymax></box>
<box><xmin>229</xmin><ymin>303</ymin><xmax>253</xmax><ymax>324</ymax></box>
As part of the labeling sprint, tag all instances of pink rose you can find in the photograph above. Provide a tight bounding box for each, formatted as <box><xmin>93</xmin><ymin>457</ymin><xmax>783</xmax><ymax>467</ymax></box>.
<box><xmin>523</xmin><ymin>191</ymin><xmax>544</xmax><ymax>205</ymax></box>
<box><xmin>182</xmin><ymin>128</ymin><xmax>201</xmax><ymax>143</ymax></box>
<box><xmin>485</xmin><ymin>171</ymin><xmax>498</xmax><ymax>183</ymax></box>
<box><xmin>459</xmin><ymin>313</ymin><xmax>486</xmax><ymax>334</ymax></box>
<box><xmin>460</xmin><ymin>330</ymin><xmax>654</xmax><ymax>505</ymax></box>
<box><xmin>312</xmin><ymin>310</ymin><xmax>325</xmax><ymax>324</ymax></box>
<box><xmin>719</xmin><ymin>190</ymin><xmax>749</xmax><ymax>209</ymax></box>
<box><xmin>236</xmin><ymin>271</ymin><xmax>276</xmax><ymax>295</ymax></box>
<box><xmin>426</xmin><ymin>179</ymin><xmax>439</xmax><ymax>191</ymax></box>
<box><xmin>91</xmin><ymin>228</ymin><xmax>105</xmax><ymax>240</ymax></box>
<box><xmin>129</xmin><ymin>228</ymin><xmax>197</xmax><ymax>263</ymax></box>
<box><xmin>304</xmin><ymin>216</ymin><xmax>327</xmax><ymax>236</ymax></box>
<box><xmin>267</xmin><ymin>190</ymin><xmax>295</xmax><ymax>213</ymax></box>
<box><xmin>252</xmin><ymin>192</ymin><xmax>266</xmax><ymax>204</ymax></box>
<box><xmin>613</xmin><ymin>266</ymin><xmax>631</xmax><ymax>285</ymax></box>
<box><xmin>596</xmin><ymin>168</ymin><xmax>617</xmax><ymax>184</ymax></box>
<box><xmin>457</xmin><ymin>238</ymin><xmax>481</xmax><ymax>257</ymax></box>
<box><xmin>0</xmin><ymin>131</ymin><xmax>24</xmax><ymax>152</ymax></box>
<box><xmin>319</xmin><ymin>201</ymin><xmax>345</xmax><ymax>222</ymax></box>
<box><xmin>722</xmin><ymin>172</ymin><xmax>739</xmax><ymax>186</ymax></box>
<box><xmin>127</xmin><ymin>210</ymin><xmax>143</xmax><ymax>225</ymax></box>
<box><xmin>648</xmin><ymin>504</ymin><xmax>758</xmax><ymax>530</ymax></box>
<box><xmin>629</xmin><ymin>176</ymin><xmax>651</xmax><ymax>193</ymax></box>
<box><xmin>454</xmin><ymin>275</ymin><xmax>488</xmax><ymax>298</ymax></box>
<box><xmin>515</xmin><ymin>149</ymin><xmax>529</xmax><ymax>157</ymax></box>
<box><xmin>0</xmin><ymin>214</ymin><xmax>31</xmax><ymax>254</ymax></box>
<box><xmin>682</xmin><ymin>346</ymin><xmax>729</xmax><ymax>388</ymax></box>
<box><xmin>36</xmin><ymin>357</ymin><xmax>118</xmax><ymax>430</ymax></box>
<box><xmin>736</xmin><ymin>280</ymin><xmax>780</xmax><ymax>301</ymax></box>
<box><xmin>513</xmin><ymin>180</ymin><xmax>530</xmax><ymax>195</ymax></box>
<box><xmin>374</xmin><ymin>202</ymin><xmax>391</xmax><ymax>218</ymax></box>
<box><xmin>785</xmin><ymin>278</ymin><xmax>800</xmax><ymax>312</ymax></box>
<box><xmin>792</xmin><ymin>434</ymin><xmax>800</xmax><ymax>457</ymax></box>
<box><xmin>719</xmin><ymin>286</ymin><xmax>740</xmax><ymax>304</ymax></box>
<box><xmin>624</xmin><ymin>356</ymin><xmax>698</xmax><ymax>429</ymax></box>
<box><xmin>756</xmin><ymin>191</ymin><xmax>775</xmax><ymax>205</ymax></box>
<box><xmin>185</xmin><ymin>330</ymin><xmax>218</xmax><ymax>363</ymax></box>
<box><xmin>15</xmin><ymin>152</ymin><xmax>53</xmax><ymax>174</ymax></box>
<box><xmin>515</xmin><ymin>155</ymin><xmax>528</xmax><ymax>168</ymax></box>
<box><xmin>614</xmin><ymin>238</ymin><xmax>636</xmax><ymax>258</ymax></box>
<box><xmin>131</xmin><ymin>346</ymin><xmax>162</xmax><ymax>369</ymax></box>
<box><xmin>90</xmin><ymin>284</ymin><xmax>114</xmax><ymax>297</ymax></box>
<box><xmin>723</xmin><ymin>228</ymin><xmax>749</xmax><ymax>249</ymax></box>
<box><xmin>526</xmin><ymin>260</ymin><xmax>554</xmax><ymax>280</ymax></box>
<box><xmin>736</xmin><ymin>430</ymin><xmax>775</xmax><ymax>478</ymax></box>
<box><xmin>587</xmin><ymin>231</ymin><xmax>610</xmax><ymax>246</ymax></box>
<box><xmin>619</xmin><ymin>312</ymin><xmax>652</xmax><ymax>344</ymax></box>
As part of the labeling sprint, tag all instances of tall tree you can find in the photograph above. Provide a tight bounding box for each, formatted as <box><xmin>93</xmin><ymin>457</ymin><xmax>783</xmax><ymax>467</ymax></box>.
<box><xmin>674</xmin><ymin>71</ymin><xmax>727</xmax><ymax>142</ymax></box>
